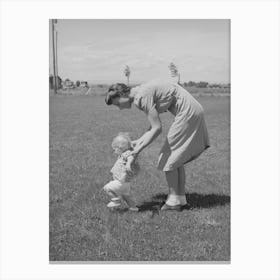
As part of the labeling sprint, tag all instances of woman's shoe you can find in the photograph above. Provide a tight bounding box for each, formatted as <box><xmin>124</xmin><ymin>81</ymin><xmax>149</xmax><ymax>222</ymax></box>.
<box><xmin>160</xmin><ymin>203</ymin><xmax>182</xmax><ymax>211</ymax></box>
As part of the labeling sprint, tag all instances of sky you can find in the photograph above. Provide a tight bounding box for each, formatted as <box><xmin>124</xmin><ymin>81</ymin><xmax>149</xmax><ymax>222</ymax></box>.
<box><xmin>49</xmin><ymin>19</ymin><xmax>230</xmax><ymax>84</ymax></box>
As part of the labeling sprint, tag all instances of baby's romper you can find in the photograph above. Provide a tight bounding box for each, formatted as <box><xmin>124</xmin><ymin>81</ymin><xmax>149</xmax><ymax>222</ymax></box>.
<box><xmin>104</xmin><ymin>150</ymin><xmax>134</xmax><ymax>196</ymax></box>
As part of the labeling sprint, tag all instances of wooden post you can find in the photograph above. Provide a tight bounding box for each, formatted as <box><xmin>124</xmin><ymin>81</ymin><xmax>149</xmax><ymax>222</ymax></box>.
<box><xmin>55</xmin><ymin>30</ymin><xmax>59</xmax><ymax>89</ymax></box>
<box><xmin>52</xmin><ymin>19</ymin><xmax>57</xmax><ymax>94</ymax></box>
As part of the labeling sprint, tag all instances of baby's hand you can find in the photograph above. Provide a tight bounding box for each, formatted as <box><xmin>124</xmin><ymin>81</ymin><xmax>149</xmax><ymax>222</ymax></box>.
<box><xmin>126</xmin><ymin>154</ymin><xmax>135</xmax><ymax>175</ymax></box>
<box><xmin>130</xmin><ymin>143</ymin><xmax>140</xmax><ymax>155</ymax></box>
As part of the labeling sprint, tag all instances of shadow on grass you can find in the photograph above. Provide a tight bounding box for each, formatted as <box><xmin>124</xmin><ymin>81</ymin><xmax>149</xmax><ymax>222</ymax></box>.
<box><xmin>138</xmin><ymin>192</ymin><xmax>230</xmax><ymax>213</ymax></box>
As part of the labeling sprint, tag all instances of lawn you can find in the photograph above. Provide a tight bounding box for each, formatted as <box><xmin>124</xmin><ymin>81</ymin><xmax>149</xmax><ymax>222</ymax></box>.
<box><xmin>49</xmin><ymin>94</ymin><xmax>230</xmax><ymax>262</ymax></box>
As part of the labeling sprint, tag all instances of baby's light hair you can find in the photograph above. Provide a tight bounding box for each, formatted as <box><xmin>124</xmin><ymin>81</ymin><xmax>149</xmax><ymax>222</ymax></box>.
<box><xmin>112</xmin><ymin>132</ymin><xmax>132</xmax><ymax>151</ymax></box>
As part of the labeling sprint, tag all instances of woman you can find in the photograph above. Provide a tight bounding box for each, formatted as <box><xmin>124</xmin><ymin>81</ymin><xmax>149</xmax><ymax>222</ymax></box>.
<box><xmin>105</xmin><ymin>79</ymin><xmax>210</xmax><ymax>210</ymax></box>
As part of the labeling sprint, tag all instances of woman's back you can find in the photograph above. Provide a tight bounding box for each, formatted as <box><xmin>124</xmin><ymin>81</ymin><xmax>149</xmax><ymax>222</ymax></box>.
<box><xmin>133</xmin><ymin>79</ymin><xmax>203</xmax><ymax>117</ymax></box>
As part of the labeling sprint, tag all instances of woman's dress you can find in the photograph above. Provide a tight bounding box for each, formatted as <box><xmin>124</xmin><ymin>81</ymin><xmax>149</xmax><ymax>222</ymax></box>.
<box><xmin>133</xmin><ymin>79</ymin><xmax>210</xmax><ymax>171</ymax></box>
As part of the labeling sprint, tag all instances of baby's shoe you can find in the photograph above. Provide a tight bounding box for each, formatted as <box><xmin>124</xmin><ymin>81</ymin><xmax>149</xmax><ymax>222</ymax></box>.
<box><xmin>128</xmin><ymin>206</ymin><xmax>139</xmax><ymax>212</ymax></box>
<box><xmin>107</xmin><ymin>197</ymin><xmax>121</xmax><ymax>209</ymax></box>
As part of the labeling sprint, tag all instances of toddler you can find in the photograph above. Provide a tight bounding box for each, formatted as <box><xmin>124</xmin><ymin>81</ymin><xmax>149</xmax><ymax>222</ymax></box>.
<box><xmin>103</xmin><ymin>133</ymin><xmax>138</xmax><ymax>211</ymax></box>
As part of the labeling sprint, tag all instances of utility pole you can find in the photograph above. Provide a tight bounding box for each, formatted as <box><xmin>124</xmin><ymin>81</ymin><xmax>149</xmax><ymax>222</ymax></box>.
<box><xmin>55</xmin><ymin>30</ymin><xmax>59</xmax><ymax>89</ymax></box>
<box><xmin>51</xmin><ymin>19</ymin><xmax>57</xmax><ymax>94</ymax></box>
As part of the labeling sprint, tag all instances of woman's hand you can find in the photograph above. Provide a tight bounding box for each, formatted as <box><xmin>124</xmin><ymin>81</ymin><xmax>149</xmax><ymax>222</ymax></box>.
<box><xmin>131</xmin><ymin>146</ymin><xmax>140</xmax><ymax>157</ymax></box>
<box><xmin>131</xmin><ymin>139</ymin><xmax>143</xmax><ymax>156</ymax></box>
<box><xmin>131</xmin><ymin>140</ymin><xmax>138</xmax><ymax>148</ymax></box>
<box><xmin>130</xmin><ymin>107</ymin><xmax>162</xmax><ymax>156</ymax></box>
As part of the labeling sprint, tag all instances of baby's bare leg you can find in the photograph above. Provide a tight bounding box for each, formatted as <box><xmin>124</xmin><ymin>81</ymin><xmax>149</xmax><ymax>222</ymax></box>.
<box><xmin>122</xmin><ymin>194</ymin><xmax>137</xmax><ymax>209</ymax></box>
<box><xmin>106</xmin><ymin>189</ymin><xmax>119</xmax><ymax>199</ymax></box>
<box><xmin>103</xmin><ymin>181</ymin><xmax>122</xmax><ymax>201</ymax></box>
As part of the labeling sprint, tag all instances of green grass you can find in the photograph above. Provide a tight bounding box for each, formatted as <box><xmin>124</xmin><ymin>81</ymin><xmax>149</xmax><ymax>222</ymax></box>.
<box><xmin>49</xmin><ymin>95</ymin><xmax>230</xmax><ymax>262</ymax></box>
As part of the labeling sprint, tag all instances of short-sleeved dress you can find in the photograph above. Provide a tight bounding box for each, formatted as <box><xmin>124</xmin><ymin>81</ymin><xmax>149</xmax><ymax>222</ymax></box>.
<box><xmin>133</xmin><ymin>79</ymin><xmax>210</xmax><ymax>171</ymax></box>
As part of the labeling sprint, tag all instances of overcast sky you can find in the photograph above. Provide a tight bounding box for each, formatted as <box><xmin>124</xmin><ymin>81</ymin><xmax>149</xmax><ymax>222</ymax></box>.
<box><xmin>49</xmin><ymin>19</ymin><xmax>230</xmax><ymax>84</ymax></box>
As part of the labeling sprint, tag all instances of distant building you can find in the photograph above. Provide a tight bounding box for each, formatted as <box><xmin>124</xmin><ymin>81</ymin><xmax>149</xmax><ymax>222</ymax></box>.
<box><xmin>80</xmin><ymin>81</ymin><xmax>88</xmax><ymax>88</ymax></box>
<box><xmin>63</xmin><ymin>79</ymin><xmax>75</xmax><ymax>89</ymax></box>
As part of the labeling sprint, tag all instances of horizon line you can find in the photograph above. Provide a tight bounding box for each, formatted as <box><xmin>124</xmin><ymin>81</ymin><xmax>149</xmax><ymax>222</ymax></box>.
<box><xmin>58</xmin><ymin>79</ymin><xmax>230</xmax><ymax>85</ymax></box>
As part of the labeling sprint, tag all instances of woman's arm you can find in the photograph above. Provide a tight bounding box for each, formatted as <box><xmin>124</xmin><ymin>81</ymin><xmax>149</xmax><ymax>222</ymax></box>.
<box><xmin>132</xmin><ymin>125</ymin><xmax>151</xmax><ymax>147</ymax></box>
<box><xmin>132</xmin><ymin>107</ymin><xmax>162</xmax><ymax>156</ymax></box>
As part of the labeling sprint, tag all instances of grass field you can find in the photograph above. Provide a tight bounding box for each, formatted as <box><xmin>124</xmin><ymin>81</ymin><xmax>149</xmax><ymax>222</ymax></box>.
<box><xmin>51</xmin><ymin>84</ymin><xmax>230</xmax><ymax>97</ymax></box>
<box><xmin>49</xmin><ymin>94</ymin><xmax>230</xmax><ymax>262</ymax></box>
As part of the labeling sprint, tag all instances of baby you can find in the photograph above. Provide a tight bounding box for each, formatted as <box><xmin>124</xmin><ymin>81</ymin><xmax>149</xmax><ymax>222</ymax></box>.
<box><xmin>103</xmin><ymin>133</ymin><xmax>138</xmax><ymax>211</ymax></box>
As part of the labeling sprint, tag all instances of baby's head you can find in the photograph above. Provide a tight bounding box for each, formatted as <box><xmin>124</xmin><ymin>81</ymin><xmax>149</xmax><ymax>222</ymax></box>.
<box><xmin>112</xmin><ymin>132</ymin><xmax>132</xmax><ymax>155</ymax></box>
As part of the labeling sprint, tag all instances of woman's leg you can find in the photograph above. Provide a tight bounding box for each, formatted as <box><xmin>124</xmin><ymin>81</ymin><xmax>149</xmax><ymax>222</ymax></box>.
<box><xmin>165</xmin><ymin>169</ymin><xmax>179</xmax><ymax>195</ymax></box>
<box><xmin>178</xmin><ymin>166</ymin><xmax>187</xmax><ymax>205</ymax></box>
<box><xmin>163</xmin><ymin>167</ymin><xmax>186</xmax><ymax>209</ymax></box>
<box><xmin>165</xmin><ymin>167</ymin><xmax>185</xmax><ymax>195</ymax></box>
<box><xmin>162</xmin><ymin>168</ymin><xmax>181</xmax><ymax>208</ymax></box>
<box><xmin>178</xmin><ymin>166</ymin><xmax>186</xmax><ymax>195</ymax></box>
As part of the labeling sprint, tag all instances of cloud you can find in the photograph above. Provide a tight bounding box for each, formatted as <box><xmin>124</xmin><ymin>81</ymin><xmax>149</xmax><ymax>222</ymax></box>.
<box><xmin>56</xmin><ymin>29</ymin><xmax>229</xmax><ymax>83</ymax></box>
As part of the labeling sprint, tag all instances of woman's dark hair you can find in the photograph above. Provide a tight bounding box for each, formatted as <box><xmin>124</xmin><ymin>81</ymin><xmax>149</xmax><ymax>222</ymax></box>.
<box><xmin>105</xmin><ymin>83</ymin><xmax>131</xmax><ymax>105</ymax></box>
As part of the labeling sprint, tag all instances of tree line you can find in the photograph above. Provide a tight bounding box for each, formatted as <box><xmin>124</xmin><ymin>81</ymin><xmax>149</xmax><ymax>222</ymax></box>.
<box><xmin>183</xmin><ymin>81</ymin><xmax>230</xmax><ymax>88</ymax></box>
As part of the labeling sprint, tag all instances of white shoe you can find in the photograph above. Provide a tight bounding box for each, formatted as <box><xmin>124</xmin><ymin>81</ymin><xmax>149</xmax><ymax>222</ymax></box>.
<box><xmin>107</xmin><ymin>200</ymin><xmax>121</xmax><ymax>208</ymax></box>
<box><xmin>129</xmin><ymin>206</ymin><xmax>139</xmax><ymax>212</ymax></box>
<box><xmin>161</xmin><ymin>203</ymin><xmax>181</xmax><ymax>211</ymax></box>
<box><xmin>166</xmin><ymin>194</ymin><xmax>187</xmax><ymax>206</ymax></box>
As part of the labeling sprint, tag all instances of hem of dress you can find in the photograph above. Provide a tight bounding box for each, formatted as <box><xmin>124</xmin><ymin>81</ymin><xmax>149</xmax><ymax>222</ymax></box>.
<box><xmin>157</xmin><ymin>145</ymin><xmax>211</xmax><ymax>172</ymax></box>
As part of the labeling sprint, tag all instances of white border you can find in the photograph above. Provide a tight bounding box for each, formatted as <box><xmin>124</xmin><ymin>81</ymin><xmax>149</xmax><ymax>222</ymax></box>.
<box><xmin>1</xmin><ymin>0</ymin><xmax>280</xmax><ymax>280</ymax></box>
